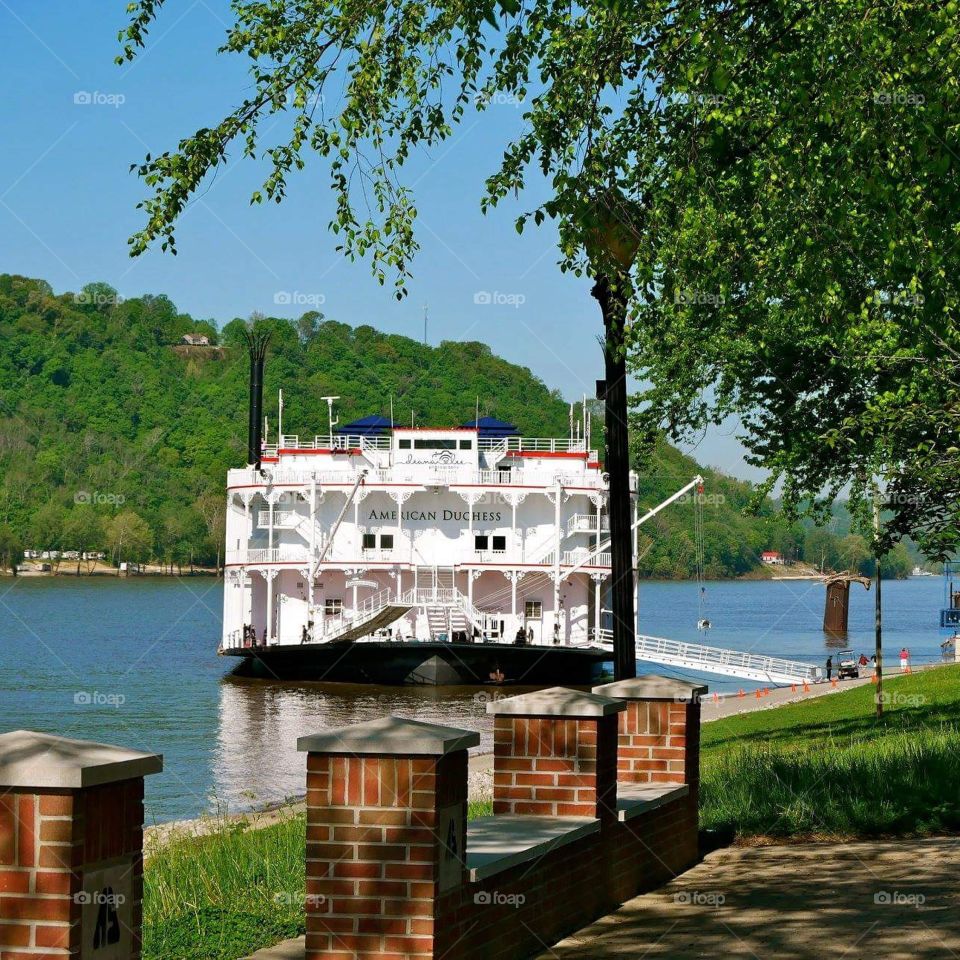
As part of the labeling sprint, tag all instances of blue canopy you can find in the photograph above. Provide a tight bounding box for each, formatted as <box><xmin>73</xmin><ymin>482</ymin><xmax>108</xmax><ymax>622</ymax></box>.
<box><xmin>337</xmin><ymin>415</ymin><xmax>395</xmax><ymax>436</ymax></box>
<box><xmin>460</xmin><ymin>416</ymin><xmax>519</xmax><ymax>438</ymax></box>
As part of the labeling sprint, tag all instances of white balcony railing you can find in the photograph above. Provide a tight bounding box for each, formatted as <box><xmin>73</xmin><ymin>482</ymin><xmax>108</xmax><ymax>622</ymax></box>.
<box><xmin>226</xmin><ymin>546</ymin><xmax>310</xmax><ymax>565</ymax></box>
<box><xmin>561</xmin><ymin>549</ymin><xmax>611</xmax><ymax>567</ymax></box>
<box><xmin>566</xmin><ymin>513</ymin><xmax>609</xmax><ymax>536</ymax></box>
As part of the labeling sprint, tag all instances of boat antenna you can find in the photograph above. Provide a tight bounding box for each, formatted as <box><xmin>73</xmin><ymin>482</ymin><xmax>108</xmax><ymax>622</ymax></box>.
<box><xmin>241</xmin><ymin>326</ymin><xmax>271</xmax><ymax>470</ymax></box>
<box><xmin>278</xmin><ymin>388</ymin><xmax>284</xmax><ymax>443</ymax></box>
<box><xmin>321</xmin><ymin>396</ymin><xmax>339</xmax><ymax>444</ymax></box>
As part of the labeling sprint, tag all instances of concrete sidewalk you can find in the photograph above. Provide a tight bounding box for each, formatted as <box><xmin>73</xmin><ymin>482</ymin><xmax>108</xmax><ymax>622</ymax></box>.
<box><xmin>538</xmin><ymin>839</ymin><xmax>960</xmax><ymax>959</ymax></box>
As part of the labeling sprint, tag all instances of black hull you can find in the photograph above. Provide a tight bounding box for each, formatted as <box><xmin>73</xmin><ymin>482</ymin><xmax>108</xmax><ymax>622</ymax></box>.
<box><xmin>221</xmin><ymin>640</ymin><xmax>611</xmax><ymax>686</ymax></box>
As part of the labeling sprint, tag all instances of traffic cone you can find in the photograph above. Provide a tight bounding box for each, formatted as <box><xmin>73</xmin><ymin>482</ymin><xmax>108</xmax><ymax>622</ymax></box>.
<box><xmin>803</xmin><ymin>682</ymin><xmax>810</xmax><ymax>693</ymax></box>
<box><xmin>831</xmin><ymin>677</ymin><xmax>838</xmax><ymax>688</ymax></box>
<box><xmin>738</xmin><ymin>689</ymin><xmax>745</xmax><ymax>698</ymax></box>
<box><xmin>713</xmin><ymin>692</ymin><xmax>719</xmax><ymax>703</ymax></box>
<box><xmin>755</xmin><ymin>688</ymin><xmax>762</xmax><ymax>699</ymax></box>
<box><xmin>791</xmin><ymin>684</ymin><xmax>797</xmax><ymax>693</ymax></box>
<box><xmin>871</xmin><ymin>672</ymin><xmax>878</xmax><ymax>684</ymax></box>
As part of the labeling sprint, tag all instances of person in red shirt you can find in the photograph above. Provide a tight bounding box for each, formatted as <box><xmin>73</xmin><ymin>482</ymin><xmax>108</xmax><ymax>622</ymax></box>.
<box><xmin>899</xmin><ymin>647</ymin><xmax>910</xmax><ymax>671</ymax></box>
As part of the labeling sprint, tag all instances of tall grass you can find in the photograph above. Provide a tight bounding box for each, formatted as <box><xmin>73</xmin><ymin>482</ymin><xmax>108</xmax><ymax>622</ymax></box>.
<box><xmin>701</xmin><ymin>726</ymin><xmax>960</xmax><ymax>838</ymax></box>
<box><xmin>143</xmin><ymin>814</ymin><xmax>306</xmax><ymax>960</ymax></box>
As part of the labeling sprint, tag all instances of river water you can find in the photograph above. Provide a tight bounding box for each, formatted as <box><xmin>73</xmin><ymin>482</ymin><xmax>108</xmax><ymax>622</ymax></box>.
<box><xmin>0</xmin><ymin>575</ymin><xmax>946</xmax><ymax>822</ymax></box>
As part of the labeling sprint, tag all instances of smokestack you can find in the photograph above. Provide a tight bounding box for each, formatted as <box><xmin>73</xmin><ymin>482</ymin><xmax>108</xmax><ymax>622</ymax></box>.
<box><xmin>242</xmin><ymin>328</ymin><xmax>271</xmax><ymax>469</ymax></box>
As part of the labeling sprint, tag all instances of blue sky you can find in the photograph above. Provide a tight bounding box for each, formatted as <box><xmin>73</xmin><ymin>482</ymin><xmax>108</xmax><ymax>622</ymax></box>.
<box><xmin>0</xmin><ymin>0</ymin><xmax>761</xmax><ymax>481</ymax></box>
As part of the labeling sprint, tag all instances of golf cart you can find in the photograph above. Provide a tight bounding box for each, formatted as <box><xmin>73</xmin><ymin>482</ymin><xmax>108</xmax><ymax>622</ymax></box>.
<box><xmin>836</xmin><ymin>650</ymin><xmax>859</xmax><ymax>680</ymax></box>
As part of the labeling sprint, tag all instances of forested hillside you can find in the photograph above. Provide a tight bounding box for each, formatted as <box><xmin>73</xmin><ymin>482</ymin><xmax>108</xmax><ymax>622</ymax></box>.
<box><xmin>0</xmin><ymin>273</ymin><xmax>809</xmax><ymax>577</ymax></box>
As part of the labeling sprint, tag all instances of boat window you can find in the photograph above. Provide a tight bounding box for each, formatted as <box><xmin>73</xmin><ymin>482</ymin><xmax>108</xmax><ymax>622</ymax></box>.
<box><xmin>380</xmin><ymin>534</ymin><xmax>394</xmax><ymax>549</ymax></box>
<box><xmin>492</xmin><ymin>535</ymin><xmax>507</xmax><ymax>551</ymax></box>
<box><xmin>362</xmin><ymin>533</ymin><xmax>376</xmax><ymax>550</ymax></box>
<box><xmin>324</xmin><ymin>598</ymin><xmax>343</xmax><ymax>616</ymax></box>
<box><xmin>459</xmin><ymin>439</ymin><xmax>472</xmax><ymax>450</ymax></box>
<box><xmin>414</xmin><ymin>438</ymin><xmax>458</xmax><ymax>450</ymax></box>
<box><xmin>474</xmin><ymin>535</ymin><xmax>489</xmax><ymax>551</ymax></box>
<box><xmin>525</xmin><ymin>600</ymin><xmax>543</xmax><ymax>619</ymax></box>
<box><xmin>398</xmin><ymin>438</ymin><xmax>411</xmax><ymax>449</ymax></box>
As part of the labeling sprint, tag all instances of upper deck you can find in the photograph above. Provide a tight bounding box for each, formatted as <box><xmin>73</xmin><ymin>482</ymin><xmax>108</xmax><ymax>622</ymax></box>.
<box><xmin>228</xmin><ymin>428</ymin><xmax>614</xmax><ymax>492</ymax></box>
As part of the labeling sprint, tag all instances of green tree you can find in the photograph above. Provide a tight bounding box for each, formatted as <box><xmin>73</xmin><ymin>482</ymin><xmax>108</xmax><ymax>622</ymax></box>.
<box><xmin>62</xmin><ymin>509</ymin><xmax>103</xmax><ymax>574</ymax></box>
<box><xmin>0</xmin><ymin>524</ymin><xmax>23</xmax><ymax>573</ymax></box>
<box><xmin>803</xmin><ymin>529</ymin><xmax>839</xmax><ymax>575</ymax></box>
<box><xmin>104</xmin><ymin>510</ymin><xmax>152</xmax><ymax>566</ymax></box>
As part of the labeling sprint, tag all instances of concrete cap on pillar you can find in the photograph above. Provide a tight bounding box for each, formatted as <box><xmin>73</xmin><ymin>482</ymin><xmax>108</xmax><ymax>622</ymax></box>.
<box><xmin>487</xmin><ymin>686</ymin><xmax>626</xmax><ymax>717</ymax></box>
<box><xmin>592</xmin><ymin>675</ymin><xmax>708</xmax><ymax>702</ymax></box>
<box><xmin>297</xmin><ymin>716</ymin><xmax>480</xmax><ymax>756</ymax></box>
<box><xmin>0</xmin><ymin>730</ymin><xmax>163</xmax><ymax>789</ymax></box>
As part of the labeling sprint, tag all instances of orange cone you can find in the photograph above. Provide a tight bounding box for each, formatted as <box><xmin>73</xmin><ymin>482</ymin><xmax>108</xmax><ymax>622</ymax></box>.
<box><xmin>713</xmin><ymin>693</ymin><xmax>719</xmax><ymax>703</ymax></box>
<box><xmin>871</xmin><ymin>672</ymin><xmax>878</xmax><ymax>683</ymax></box>
<box><xmin>738</xmin><ymin>689</ymin><xmax>745</xmax><ymax>698</ymax></box>
<box><xmin>791</xmin><ymin>684</ymin><xmax>797</xmax><ymax>693</ymax></box>
<box><xmin>831</xmin><ymin>677</ymin><xmax>838</xmax><ymax>688</ymax></box>
<box><xmin>755</xmin><ymin>689</ymin><xmax>762</xmax><ymax>699</ymax></box>
<box><xmin>803</xmin><ymin>682</ymin><xmax>810</xmax><ymax>693</ymax></box>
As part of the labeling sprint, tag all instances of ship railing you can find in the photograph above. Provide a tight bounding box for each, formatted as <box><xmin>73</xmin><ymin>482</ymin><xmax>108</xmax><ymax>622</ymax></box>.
<box><xmin>559</xmin><ymin>549</ymin><xmax>611</xmax><ymax>567</ymax></box>
<box><xmin>226</xmin><ymin>546</ymin><xmax>309</xmax><ymax>565</ymax></box>
<box><xmin>400</xmin><ymin>587</ymin><xmax>458</xmax><ymax>606</ymax></box>
<box><xmin>473</xmin><ymin>549</ymin><xmax>507</xmax><ymax>561</ymax></box>
<box><xmin>255</xmin><ymin>509</ymin><xmax>300</xmax><ymax>529</ymax></box>
<box><xmin>566</xmin><ymin>513</ymin><xmax>609</xmax><ymax>536</ymax></box>
<box><xmin>477</xmin><ymin>437</ymin><xmax>589</xmax><ymax>453</ymax></box>
<box><xmin>277</xmin><ymin>433</ymin><xmax>389</xmax><ymax>451</ymax></box>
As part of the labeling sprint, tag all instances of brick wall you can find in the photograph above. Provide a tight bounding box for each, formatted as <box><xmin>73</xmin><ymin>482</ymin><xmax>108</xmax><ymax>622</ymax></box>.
<box><xmin>304</xmin><ymin>751</ymin><xmax>467</xmax><ymax>960</ymax></box>
<box><xmin>616</xmin><ymin>700</ymin><xmax>701</xmax><ymax>789</ymax></box>
<box><xmin>437</xmin><ymin>795</ymin><xmax>696</xmax><ymax>960</ymax></box>
<box><xmin>0</xmin><ymin>779</ymin><xmax>145</xmax><ymax>959</ymax></box>
<box><xmin>492</xmin><ymin>715</ymin><xmax>618</xmax><ymax>819</ymax></box>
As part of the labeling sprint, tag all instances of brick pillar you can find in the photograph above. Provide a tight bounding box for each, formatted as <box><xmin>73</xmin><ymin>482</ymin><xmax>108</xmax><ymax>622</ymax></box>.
<box><xmin>488</xmin><ymin>687</ymin><xmax>625</xmax><ymax>821</ymax></box>
<box><xmin>0</xmin><ymin>729</ymin><xmax>162</xmax><ymax>959</ymax></box>
<box><xmin>298</xmin><ymin>716</ymin><xmax>478</xmax><ymax>960</ymax></box>
<box><xmin>592</xmin><ymin>676</ymin><xmax>706</xmax><ymax>794</ymax></box>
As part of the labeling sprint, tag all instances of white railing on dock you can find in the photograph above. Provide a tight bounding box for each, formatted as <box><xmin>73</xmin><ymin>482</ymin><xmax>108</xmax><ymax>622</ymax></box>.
<box><xmin>595</xmin><ymin>631</ymin><xmax>822</xmax><ymax>685</ymax></box>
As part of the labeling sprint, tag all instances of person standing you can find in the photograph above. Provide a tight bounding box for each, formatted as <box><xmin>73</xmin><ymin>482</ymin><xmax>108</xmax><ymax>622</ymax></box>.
<box><xmin>826</xmin><ymin>655</ymin><xmax>833</xmax><ymax>681</ymax></box>
<box><xmin>900</xmin><ymin>647</ymin><xmax>910</xmax><ymax>672</ymax></box>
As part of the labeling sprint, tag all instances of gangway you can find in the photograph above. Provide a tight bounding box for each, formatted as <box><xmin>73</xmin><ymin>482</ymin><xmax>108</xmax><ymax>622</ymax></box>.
<box><xmin>597</xmin><ymin>630</ymin><xmax>822</xmax><ymax>685</ymax></box>
<box><xmin>315</xmin><ymin>589</ymin><xmax>412</xmax><ymax>644</ymax></box>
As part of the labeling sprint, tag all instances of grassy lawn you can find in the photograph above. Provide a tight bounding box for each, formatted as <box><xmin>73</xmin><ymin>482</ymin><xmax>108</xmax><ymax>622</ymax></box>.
<box><xmin>700</xmin><ymin>664</ymin><xmax>960</xmax><ymax>840</ymax></box>
<box><xmin>142</xmin><ymin>797</ymin><xmax>494</xmax><ymax>959</ymax></box>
